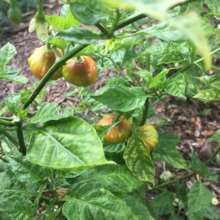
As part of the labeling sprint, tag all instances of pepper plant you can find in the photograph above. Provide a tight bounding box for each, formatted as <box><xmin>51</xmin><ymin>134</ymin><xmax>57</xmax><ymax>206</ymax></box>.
<box><xmin>0</xmin><ymin>0</ymin><xmax>220</xmax><ymax>219</ymax></box>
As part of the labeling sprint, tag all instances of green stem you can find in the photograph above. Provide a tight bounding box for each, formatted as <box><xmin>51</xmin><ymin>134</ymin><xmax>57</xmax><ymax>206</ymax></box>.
<box><xmin>141</xmin><ymin>98</ymin><xmax>149</xmax><ymax>125</ymax></box>
<box><xmin>23</xmin><ymin>44</ymin><xmax>88</xmax><ymax>109</ymax></box>
<box><xmin>170</xmin><ymin>46</ymin><xmax>220</xmax><ymax>77</ymax></box>
<box><xmin>96</xmin><ymin>23</ymin><xmax>110</xmax><ymax>36</ymax></box>
<box><xmin>194</xmin><ymin>47</ymin><xmax>220</xmax><ymax>65</ymax></box>
<box><xmin>15</xmin><ymin>121</ymin><xmax>26</xmax><ymax>155</ymax></box>
<box><xmin>148</xmin><ymin>172</ymin><xmax>194</xmax><ymax>192</ymax></box>
<box><xmin>115</xmin><ymin>13</ymin><xmax>147</xmax><ymax>31</ymax></box>
<box><xmin>36</xmin><ymin>0</ymin><xmax>45</xmax><ymax>22</ymax></box>
<box><xmin>9</xmin><ymin>0</ymin><xmax>17</xmax><ymax>8</ymax></box>
<box><xmin>37</xmin><ymin>0</ymin><xmax>43</xmax><ymax>11</ymax></box>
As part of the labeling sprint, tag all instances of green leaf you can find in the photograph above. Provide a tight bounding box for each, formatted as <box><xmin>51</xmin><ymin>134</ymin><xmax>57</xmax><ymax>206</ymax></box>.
<box><xmin>0</xmin><ymin>71</ymin><xmax>27</xmax><ymax>83</ymax></box>
<box><xmin>26</xmin><ymin>117</ymin><xmax>112</xmax><ymax>170</ymax></box>
<box><xmin>30</xmin><ymin>102</ymin><xmax>72</xmax><ymax>124</ymax></box>
<box><xmin>123</xmin><ymin>135</ymin><xmax>155</xmax><ymax>184</ymax></box>
<box><xmin>0</xmin><ymin>172</ymin><xmax>11</xmax><ymax>190</ymax></box>
<box><xmin>72</xmin><ymin>165</ymin><xmax>142</xmax><ymax>194</ymax></box>
<box><xmin>153</xmin><ymin>133</ymin><xmax>187</xmax><ymax>169</ymax></box>
<box><xmin>122</xmin><ymin>194</ymin><xmax>155</xmax><ymax>220</ymax></box>
<box><xmin>194</xmin><ymin>88</ymin><xmax>220</xmax><ymax>102</ymax></box>
<box><xmin>190</xmin><ymin>153</ymin><xmax>209</xmax><ymax>177</ymax></box>
<box><xmin>57</xmin><ymin>27</ymin><xmax>101</xmax><ymax>44</ymax></box>
<box><xmin>190</xmin><ymin>153</ymin><xmax>218</xmax><ymax>182</ymax></box>
<box><xmin>210</xmin><ymin>132</ymin><xmax>220</xmax><ymax>142</ymax></box>
<box><xmin>47</xmin><ymin>37</ymin><xmax>67</xmax><ymax>50</ymax></box>
<box><xmin>104</xmin><ymin>143</ymin><xmax>125</xmax><ymax>153</ymax></box>
<box><xmin>186</xmin><ymin>182</ymin><xmax>219</xmax><ymax>220</ymax></box>
<box><xmin>0</xmin><ymin>189</ymin><xmax>36</xmax><ymax>220</ymax></box>
<box><xmin>0</xmin><ymin>43</ymin><xmax>16</xmax><ymax>67</ymax></box>
<box><xmin>166</xmin><ymin>74</ymin><xmax>186</xmax><ymax>98</ymax></box>
<box><xmin>63</xmin><ymin>188</ymin><xmax>138</xmax><ymax>220</ymax></box>
<box><xmin>46</xmin><ymin>5</ymin><xmax>80</xmax><ymax>31</ymax></box>
<box><xmin>93</xmin><ymin>86</ymin><xmax>147</xmax><ymax>112</ymax></box>
<box><xmin>148</xmin><ymin>69</ymin><xmax>169</xmax><ymax>89</ymax></box>
<box><xmin>70</xmin><ymin>0</ymin><xmax>107</xmax><ymax>25</ymax></box>
<box><xmin>149</xmin><ymin>191</ymin><xmax>174</xmax><ymax>218</ymax></box>
<box><xmin>46</xmin><ymin>15</ymin><xmax>79</xmax><ymax>30</ymax></box>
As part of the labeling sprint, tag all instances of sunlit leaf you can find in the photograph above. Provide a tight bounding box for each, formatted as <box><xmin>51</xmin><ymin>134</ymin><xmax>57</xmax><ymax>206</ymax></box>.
<box><xmin>124</xmin><ymin>135</ymin><xmax>155</xmax><ymax>184</ymax></box>
<box><xmin>27</xmin><ymin>117</ymin><xmax>112</xmax><ymax>170</ymax></box>
<box><xmin>63</xmin><ymin>188</ymin><xmax>138</xmax><ymax>220</ymax></box>
<box><xmin>93</xmin><ymin>86</ymin><xmax>147</xmax><ymax>112</ymax></box>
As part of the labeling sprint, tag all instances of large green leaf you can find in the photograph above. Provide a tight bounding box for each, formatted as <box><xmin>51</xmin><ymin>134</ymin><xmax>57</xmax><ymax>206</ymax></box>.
<box><xmin>149</xmin><ymin>191</ymin><xmax>174</xmax><ymax>218</ymax></box>
<box><xmin>46</xmin><ymin>4</ymin><xmax>80</xmax><ymax>30</ymax></box>
<box><xmin>165</xmin><ymin>74</ymin><xmax>187</xmax><ymax>98</ymax></box>
<box><xmin>26</xmin><ymin>117</ymin><xmax>112</xmax><ymax>170</ymax></box>
<box><xmin>0</xmin><ymin>190</ymin><xmax>36</xmax><ymax>220</ymax></box>
<box><xmin>46</xmin><ymin>14</ymin><xmax>79</xmax><ymax>31</ymax></box>
<box><xmin>153</xmin><ymin>133</ymin><xmax>187</xmax><ymax>169</ymax></box>
<box><xmin>63</xmin><ymin>188</ymin><xmax>138</xmax><ymax>220</ymax></box>
<box><xmin>93</xmin><ymin>86</ymin><xmax>147</xmax><ymax>112</ymax></box>
<box><xmin>186</xmin><ymin>182</ymin><xmax>219</xmax><ymax>220</ymax></box>
<box><xmin>122</xmin><ymin>194</ymin><xmax>155</xmax><ymax>220</ymax></box>
<box><xmin>194</xmin><ymin>88</ymin><xmax>220</xmax><ymax>102</ymax></box>
<box><xmin>70</xmin><ymin>0</ymin><xmax>107</xmax><ymax>25</ymax></box>
<box><xmin>123</xmin><ymin>136</ymin><xmax>155</xmax><ymax>184</ymax></box>
<box><xmin>72</xmin><ymin>165</ymin><xmax>142</xmax><ymax>194</ymax></box>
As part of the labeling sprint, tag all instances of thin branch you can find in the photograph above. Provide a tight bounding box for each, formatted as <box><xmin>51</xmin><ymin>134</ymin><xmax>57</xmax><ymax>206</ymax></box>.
<box><xmin>23</xmin><ymin>44</ymin><xmax>88</xmax><ymax>109</ymax></box>
<box><xmin>115</xmin><ymin>13</ymin><xmax>147</xmax><ymax>31</ymax></box>
<box><xmin>96</xmin><ymin>23</ymin><xmax>110</xmax><ymax>36</ymax></box>
<box><xmin>148</xmin><ymin>172</ymin><xmax>194</xmax><ymax>192</ymax></box>
<box><xmin>194</xmin><ymin>47</ymin><xmax>220</xmax><ymax>65</ymax></box>
<box><xmin>15</xmin><ymin>121</ymin><xmax>26</xmax><ymax>155</ymax></box>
